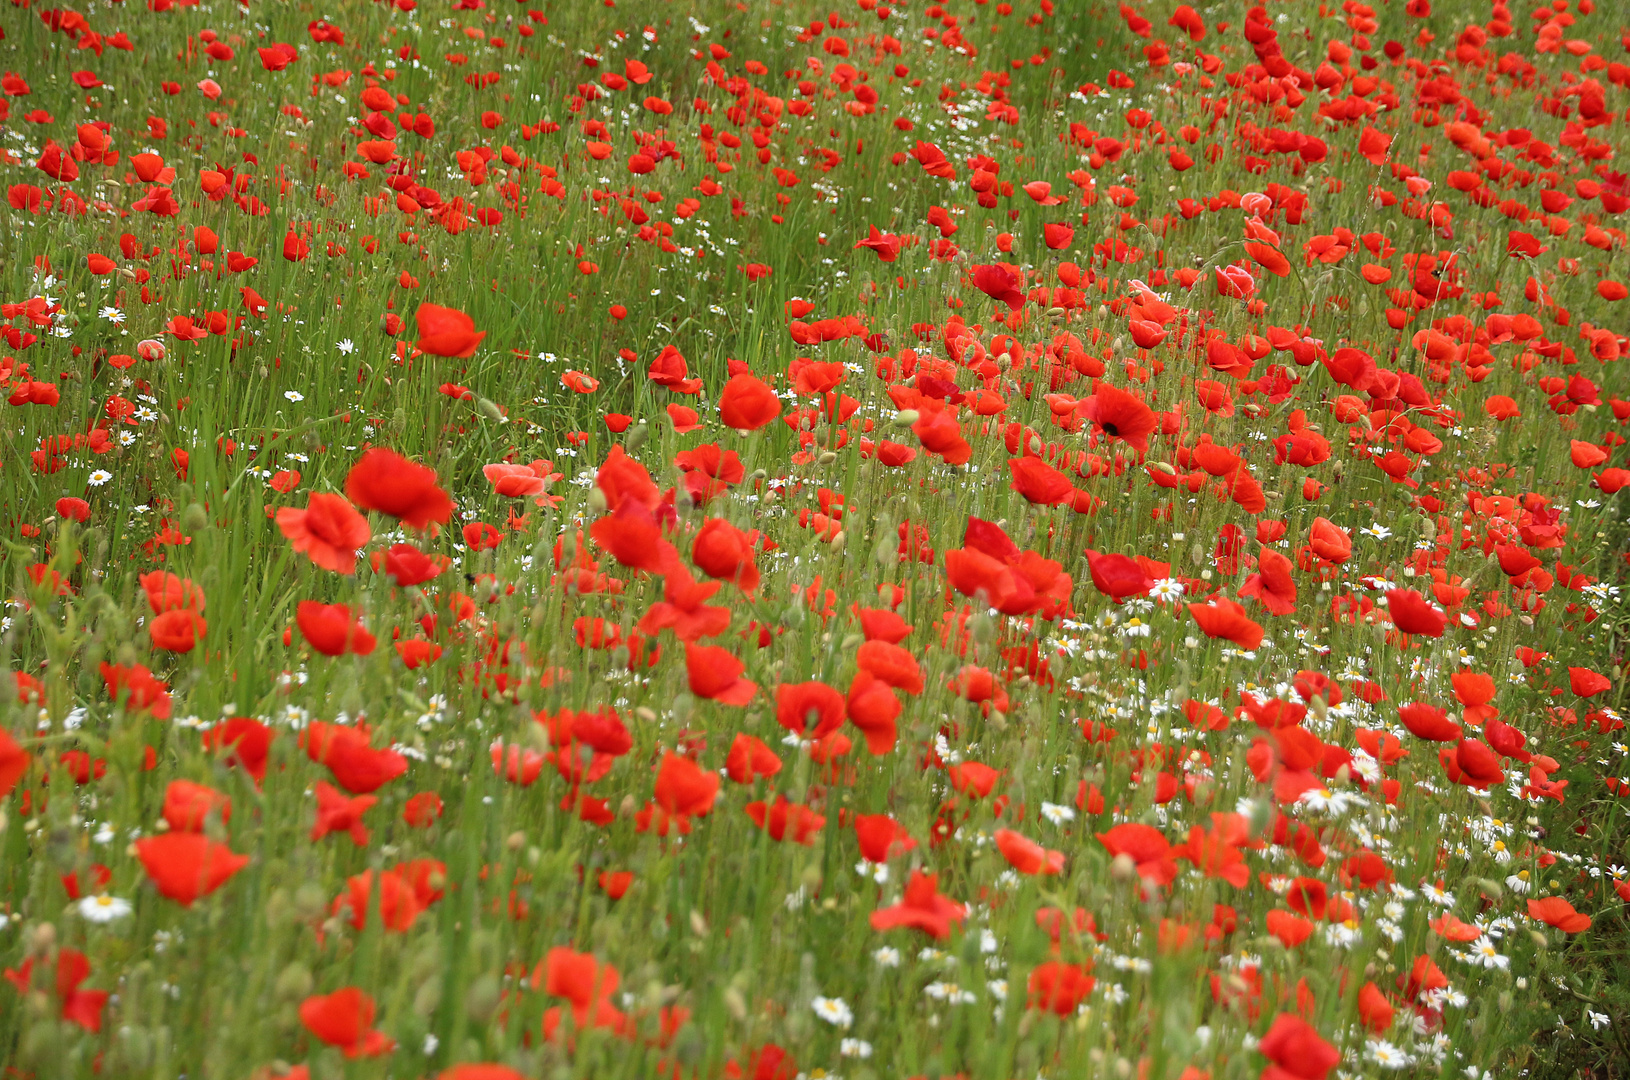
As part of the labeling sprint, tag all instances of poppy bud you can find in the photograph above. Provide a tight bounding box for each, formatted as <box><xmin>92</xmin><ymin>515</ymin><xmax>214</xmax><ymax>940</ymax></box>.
<box><xmin>623</xmin><ymin>421</ymin><xmax>649</xmax><ymax>453</ymax></box>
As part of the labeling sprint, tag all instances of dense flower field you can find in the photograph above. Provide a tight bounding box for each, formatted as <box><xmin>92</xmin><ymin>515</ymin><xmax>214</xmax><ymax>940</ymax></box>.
<box><xmin>1</xmin><ymin>0</ymin><xmax>1628</xmax><ymax>1076</ymax></box>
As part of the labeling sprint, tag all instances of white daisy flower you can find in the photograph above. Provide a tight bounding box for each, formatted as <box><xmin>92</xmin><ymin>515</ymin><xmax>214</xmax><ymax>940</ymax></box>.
<box><xmin>812</xmin><ymin>996</ymin><xmax>853</xmax><ymax>1028</ymax></box>
<box><xmin>77</xmin><ymin>894</ymin><xmax>133</xmax><ymax>923</ymax></box>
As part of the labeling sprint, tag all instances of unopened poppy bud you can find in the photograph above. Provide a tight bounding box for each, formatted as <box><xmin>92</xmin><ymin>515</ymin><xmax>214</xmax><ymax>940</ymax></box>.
<box><xmin>817</xmin><ymin>451</ymin><xmax>837</xmax><ymax>465</ymax></box>
<box><xmin>1109</xmin><ymin>852</ymin><xmax>1138</xmax><ymax>880</ymax></box>
<box><xmin>723</xmin><ymin>986</ymin><xmax>748</xmax><ymax>1020</ymax></box>
<box><xmin>505</xmin><ymin>830</ymin><xmax>526</xmax><ymax>851</ymax></box>
<box><xmin>968</xmin><ymin>612</ymin><xmax>995</xmax><ymax>644</ymax></box>
<box><xmin>413</xmin><ymin>981</ymin><xmax>442</xmax><ymax>1018</ymax></box>
<box><xmin>624</xmin><ymin>420</ymin><xmax>650</xmax><ymax>453</ymax></box>
<box><xmin>475</xmin><ymin>397</ymin><xmax>506</xmax><ymax>422</ymax></box>
<box><xmin>293</xmin><ymin>883</ymin><xmax>328</xmax><ymax>921</ymax></box>
<box><xmin>892</xmin><ymin>409</ymin><xmax>920</xmax><ymax>427</ymax></box>
<box><xmin>689</xmin><ymin>909</ymin><xmax>709</xmax><ymax>937</ymax></box>
<box><xmin>274</xmin><ymin>962</ymin><xmax>314</xmax><ymax>1003</ymax></box>
<box><xmin>465</xmin><ymin>973</ymin><xmax>502</xmax><ymax>1023</ymax></box>
<box><xmin>586</xmin><ymin>487</ymin><xmax>608</xmax><ymax>513</ymax></box>
<box><xmin>25</xmin><ymin>922</ymin><xmax>56</xmax><ymax>958</ymax></box>
<box><xmin>181</xmin><ymin>503</ymin><xmax>209</xmax><ymax>534</ymax></box>
<box><xmin>1150</xmin><ymin>461</ymin><xmax>1176</xmax><ymax>475</ymax></box>
<box><xmin>117</xmin><ymin>1027</ymin><xmax>155</xmax><ymax>1070</ymax></box>
<box><xmin>1529</xmin><ymin>929</ymin><xmax>1549</xmax><ymax>950</ymax></box>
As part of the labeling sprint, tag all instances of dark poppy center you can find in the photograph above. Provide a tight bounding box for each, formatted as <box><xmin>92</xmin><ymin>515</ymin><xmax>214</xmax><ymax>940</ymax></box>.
<box><xmin>1102</xmin><ymin>422</ymin><xmax>1120</xmax><ymax>436</ymax></box>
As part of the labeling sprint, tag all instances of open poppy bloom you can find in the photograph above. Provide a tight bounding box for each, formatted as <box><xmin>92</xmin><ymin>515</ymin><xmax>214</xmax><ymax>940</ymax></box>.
<box><xmin>870</xmin><ymin>871</ymin><xmax>967</xmax><ymax>939</ymax></box>
<box><xmin>413</xmin><ymin>302</ymin><xmax>485</xmax><ymax>357</ymax></box>
<box><xmin>134</xmin><ymin>833</ymin><xmax>249</xmax><ymax>905</ymax></box>
<box><xmin>684</xmin><ymin>642</ymin><xmax>757</xmax><ymax>705</ymax></box>
<box><xmin>299</xmin><ymin>987</ymin><xmax>395</xmax><ymax>1058</ymax></box>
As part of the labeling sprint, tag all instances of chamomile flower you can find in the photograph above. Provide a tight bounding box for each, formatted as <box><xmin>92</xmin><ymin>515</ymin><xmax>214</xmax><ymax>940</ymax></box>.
<box><xmin>1040</xmin><ymin>801</ymin><xmax>1076</xmax><ymax>825</ymax></box>
<box><xmin>77</xmin><ymin>894</ymin><xmax>133</xmax><ymax>923</ymax></box>
<box><xmin>87</xmin><ymin>470</ymin><xmax>113</xmax><ymax>486</ymax></box>
<box><xmin>336</xmin><ymin>339</ymin><xmax>355</xmax><ymax>354</ymax></box>
<box><xmin>812</xmin><ymin>996</ymin><xmax>853</xmax><ymax>1028</ymax></box>
<box><xmin>1148</xmin><ymin>578</ymin><xmax>1184</xmax><ymax>601</ymax></box>
<box><xmin>284</xmin><ymin>390</ymin><xmax>304</xmax><ymax>402</ymax></box>
<box><xmin>100</xmin><ymin>306</ymin><xmax>125</xmax><ymax>324</ymax></box>
<box><xmin>1466</xmin><ymin>936</ymin><xmax>1509</xmax><ymax>970</ymax></box>
<box><xmin>1368</xmin><ymin>1040</ymin><xmax>1412</xmax><ymax>1069</ymax></box>
<box><xmin>873</xmin><ymin>946</ymin><xmax>901</xmax><ymax>968</ymax></box>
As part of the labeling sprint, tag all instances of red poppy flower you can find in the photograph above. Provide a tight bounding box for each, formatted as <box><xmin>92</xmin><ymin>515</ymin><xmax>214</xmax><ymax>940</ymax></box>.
<box><xmin>684</xmin><ymin>642</ymin><xmax>757</xmax><ymax>705</ymax></box>
<box><xmin>413</xmin><ymin>302</ymin><xmax>485</xmax><ymax>357</ymax></box>
<box><xmin>1085</xmin><ymin>550</ymin><xmax>1153</xmax><ymax>601</ymax></box>
<box><xmin>650</xmin><ymin>751</ymin><xmax>721</xmax><ymax>829</ymax></box>
<box><xmin>275</xmin><ymin>493</ymin><xmax>370</xmax><ymax>573</ymax></box>
<box><xmin>201</xmin><ymin>718</ymin><xmax>274</xmax><ymax>787</ymax></box>
<box><xmin>871</xmin><ymin>871</ymin><xmax>967</xmax><ymax>939</ymax></box>
<box><xmin>1096</xmin><ymin>823</ymin><xmax>1178</xmax><ymax>886</ymax></box>
<box><xmin>717</xmin><ymin>372</ymin><xmax>782</xmax><ymax>430</ymax></box>
<box><xmin>776</xmin><ymin>681</ymin><xmax>846</xmax><ymax>739</ymax></box>
<box><xmin>161</xmin><ymin>779</ymin><xmax>231</xmax><ymax>832</ymax></box>
<box><xmin>299</xmin><ymin>988</ymin><xmax>395</xmax><ymax>1058</ymax></box>
<box><xmin>745</xmin><ymin>796</ymin><xmax>825</xmax><ymax>844</ymax></box>
<box><xmin>1080</xmin><ymin>383</ymin><xmax>1158</xmax><ymax>453</ymax></box>
<box><xmin>692</xmin><ymin>517</ymin><xmax>760</xmax><ymax>590</ymax></box>
<box><xmin>345</xmin><ymin>448</ymin><xmax>453</xmax><ymax>531</ymax></box>
<box><xmin>296</xmin><ymin>601</ymin><xmax>376</xmax><ymax>656</ymax></box>
<box><xmin>1027</xmin><ymin>962</ymin><xmax>1095</xmax><ymax>1015</ymax></box>
<box><xmin>1384</xmin><ymin>588</ymin><xmax>1446</xmax><ymax>637</ymax></box>
<box><xmin>312</xmin><ymin>781</ymin><xmax>377</xmax><ymax>845</ymax></box>
<box><xmin>3</xmin><ymin>949</ymin><xmax>107</xmax><ymax>1032</ymax></box>
<box><xmin>846</xmin><ymin>669</ymin><xmax>901</xmax><ymax>754</ymax></box>
<box><xmin>1257</xmin><ymin>1012</ymin><xmax>1340</xmax><ymax>1080</ymax></box>
<box><xmin>1527</xmin><ymin>896</ymin><xmax>1592</xmax><ymax>934</ymax></box>
<box><xmin>1239</xmin><ymin>547</ymin><xmax>1297</xmax><ymax>615</ymax></box>
<box><xmin>995</xmin><ymin>828</ymin><xmax>1065</xmax><ymax>875</ymax></box>
<box><xmin>1187</xmin><ymin>597</ymin><xmax>1264</xmax><ymax>650</ymax></box>
<box><xmin>854</xmin><ymin>814</ymin><xmax>917</xmax><ymax>862</ymax></box>
<box><xmin>305</xmin><ymin>720</ymin><xmax>408</xmax><ymax>794</ymax></box>
<box><xmin>134</xmin><ymin>833</ymin><xmax>249</xmax><ymax>905</ymax></box>
<box><xmin>533</xmin><ymin>947</ymin><xmax>625</xmax><ymax>1033</ymax></box>
<box><xmin>971</xmin><ymin>263</ymin><xmax>1026</xmax><ymax>311</ymax></box>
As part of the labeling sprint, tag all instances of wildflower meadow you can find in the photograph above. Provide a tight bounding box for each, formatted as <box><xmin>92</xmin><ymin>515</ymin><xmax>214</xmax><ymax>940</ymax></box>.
<box><xmin>2</xmin><ymin>0</ymin><xmax>1629</xmax><ymax>1076</ymax></box>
